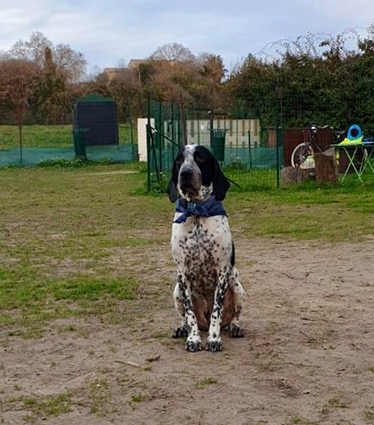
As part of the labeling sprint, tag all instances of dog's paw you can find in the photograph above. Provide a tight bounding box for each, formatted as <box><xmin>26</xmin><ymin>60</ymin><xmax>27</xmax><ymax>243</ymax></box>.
<box><xmin>172</xmin><ymin>326</ymin><xmax>188</xmax><ymax>339</ymax></box>
<box><xmin>206</xmin><ymin>339</ymin><xmax>223</xmax><ymax>352</ymax></box>
<box><xmin>186</xmin><ymin>339</ymin><xmax>203</xmax><ymax>352</ymax></box>
<box><xmin>229</xmin><ymin>324</ymin><xmax>244</xmax><ymax>338</ymax></box>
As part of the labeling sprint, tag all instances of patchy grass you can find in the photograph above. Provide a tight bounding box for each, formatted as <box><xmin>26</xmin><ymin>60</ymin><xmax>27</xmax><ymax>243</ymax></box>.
<box><xmin>196</xmin><ymin>377</ymin><xmax>218</xmax><ymax>389</ymax></box>
<box><xmin>23</xmin><ymin>393</ymin><xmax>72</xmax><ymax>417</ymax></box>
<box><xmin>131</xmin><ymin>394</ymin><xmax>143</xmax><ymax>402</ymax></box>
<box><xmin>364</xmin><ymin>409</ymin><xmax>374</xmax><ymax>421</ymax></box>
<box><xmin>87</xmin><ymin>380</ymin><xmax>112</xmax><ymax>416</ymax></box>
<box><xmin>290</xmin><ymin>416</ymin><xmax>317</xmax><ymax>425</ymax></box>
<box><xmin>0</xmin><ymin>163</ymin><xmax>374</xmax><ymax>340</ymax></box>
<box><xmin>227</xmin><ymin>179</ymin><xmax>374</xmax><ymax>241</ymax></box>
<box><xmin>321</xmin><ymin>396</ymin><xmax>350</xmax><ymax>415</ymax></box>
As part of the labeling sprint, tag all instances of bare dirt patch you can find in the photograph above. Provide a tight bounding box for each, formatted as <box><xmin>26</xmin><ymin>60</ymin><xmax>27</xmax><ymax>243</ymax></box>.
<box><xmin>1</xmin><ymin>237</ymin><xmax>374</xmax><ymax>425</ymax></box>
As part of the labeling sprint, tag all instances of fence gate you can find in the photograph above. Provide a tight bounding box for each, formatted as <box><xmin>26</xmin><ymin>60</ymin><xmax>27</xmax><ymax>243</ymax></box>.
<box><xmin>146</xmin><ymin>98</ymin><xmax>282</xmax><ymax>191</ymax></box>
<box><xmin>146</xmin><ymin>100</ymin><xmax>183</xmax><ymax>191</ymax></box>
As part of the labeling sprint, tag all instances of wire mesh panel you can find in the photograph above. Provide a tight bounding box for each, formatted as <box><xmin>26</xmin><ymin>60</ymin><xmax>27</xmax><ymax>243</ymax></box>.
<box><xmin>146</xmin><ymin>100</ymin><xmax>183</xmax><ymax>190</ymax></box>
<box><xmin>146</xmin><ymin>98</ymin><xmax>282</xmax><ymax>191</ymax></box>
<box><xmin>0</xmin><ymin>123</ymin><xmax>137</xmax><ymax>167</ymax></box>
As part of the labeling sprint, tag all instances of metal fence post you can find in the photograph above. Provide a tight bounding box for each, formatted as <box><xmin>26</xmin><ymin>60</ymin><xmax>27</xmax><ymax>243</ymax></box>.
<box><xmin>19</xmin><ymin>128</ymin><xmax>23</xmax><ymax>165</ymax></box>
<box><xmin>208</xmin><ymin>109</ymin><xmax>213</xmax><ymax>147</ymax></box>
<box><xmin>276</xmin><ymin>90</ymin><xmax>283</xmax><ymax>188</ymax></box>
<box><xmin>159</xmin><ymin>100</ymin><xmax>163</xmax><ymax>174</ymax></box>
<box><xmin>248</xmin><ymin>130</ymin><xmax>252</xmax><ymax>169</ymax></box>
<box><xmin>171</xmin><ymin>103</ymin><xmax>175</xmax><ymax>160</ymax></box>
<box><xmin>147</xmin><ymin>97</ymin><xmax>151</xmax><ymax>191</ymax></box>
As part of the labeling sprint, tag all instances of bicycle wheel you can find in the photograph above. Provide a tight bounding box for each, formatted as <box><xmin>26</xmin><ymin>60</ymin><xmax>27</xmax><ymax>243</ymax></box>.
<box><xmin>291</xmin><ymin>143</ymin><xmax>314</xmax><ymax>168</ymax></box>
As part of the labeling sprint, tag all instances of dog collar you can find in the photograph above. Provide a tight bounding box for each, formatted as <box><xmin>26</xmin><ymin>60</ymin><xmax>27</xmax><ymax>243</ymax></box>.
<box><xmin>174</xmin><ymin>196</ymin><xmax>227</xmax><ymax>223</ymax></box>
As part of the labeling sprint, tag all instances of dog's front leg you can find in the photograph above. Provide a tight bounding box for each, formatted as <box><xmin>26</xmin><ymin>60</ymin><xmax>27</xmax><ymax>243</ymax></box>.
<box><xmin>206</xmin><ymin>266</ymin><xmax>230</xmax><ymax>352</ymax></box>
<box><xmin>176</xmin><ymin>273</ymin><xmax>203</xmax><ymax>352</ymax></box>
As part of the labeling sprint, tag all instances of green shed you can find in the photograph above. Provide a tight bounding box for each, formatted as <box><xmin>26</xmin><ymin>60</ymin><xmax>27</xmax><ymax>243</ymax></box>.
<box><xmin>74</xmin><ymin>94</ymin><xmax>119</xmax><ymax>146</ymax></box>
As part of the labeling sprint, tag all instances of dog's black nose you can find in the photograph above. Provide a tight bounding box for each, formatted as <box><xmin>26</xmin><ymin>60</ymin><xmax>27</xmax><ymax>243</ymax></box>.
<box><xmin>180</xmin><ymin>169</ymin><xmax>193</xmax><ymax>178</ymax></box>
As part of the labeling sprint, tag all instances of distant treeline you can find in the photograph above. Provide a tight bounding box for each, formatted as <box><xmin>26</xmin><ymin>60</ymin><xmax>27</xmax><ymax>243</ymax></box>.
<box><xmin>1</xmin><ymin>27</ymin><xmax>374</xmax><ymax>135</ymax></box>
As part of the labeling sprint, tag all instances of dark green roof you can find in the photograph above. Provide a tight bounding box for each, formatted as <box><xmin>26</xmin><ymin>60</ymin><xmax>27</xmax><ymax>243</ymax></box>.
<box><xmin>76</xmin><ymin>94</ymin><xmax>115</xmax><ymax>103</ymax></box>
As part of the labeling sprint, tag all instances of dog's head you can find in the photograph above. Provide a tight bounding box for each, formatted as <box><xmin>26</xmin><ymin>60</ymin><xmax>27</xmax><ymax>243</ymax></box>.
<box><xmin>166</xmin><ymin>145</ymin><xmax>230</xmax><ymax>203</ymax></box>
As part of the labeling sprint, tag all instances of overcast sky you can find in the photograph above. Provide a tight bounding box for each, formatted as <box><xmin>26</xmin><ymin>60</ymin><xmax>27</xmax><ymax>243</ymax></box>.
<box><xmin>1</xmin><ymin>0</ymin><xmax>373</xmax><ymax>73</ymax></box>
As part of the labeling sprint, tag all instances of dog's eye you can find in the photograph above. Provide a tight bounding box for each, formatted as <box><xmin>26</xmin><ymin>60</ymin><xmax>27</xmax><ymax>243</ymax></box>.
<box><xmin>175</xmin><ymin>156</ymin><xmax>184</xmax><ymax>164</ymax></box>
<box><xmin>195</xmin><ymin>154</ymin><xmax>205</xmax><ymax>163</ymax></box>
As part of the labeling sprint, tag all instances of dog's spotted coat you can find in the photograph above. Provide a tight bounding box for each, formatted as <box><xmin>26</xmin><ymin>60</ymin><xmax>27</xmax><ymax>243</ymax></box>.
<box><xmin>167</xmin><ymin>144</ymin><xmax>245</xmax><ymax>352</ymax></box>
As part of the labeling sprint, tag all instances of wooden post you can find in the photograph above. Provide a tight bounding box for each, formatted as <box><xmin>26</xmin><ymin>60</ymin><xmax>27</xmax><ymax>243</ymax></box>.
<box><xmin>314</xmin><ymin>148</ymin><xmax>338</xmax><ymax>183</ymax></box>
<box><xmin>281</xmin><ymin>166</ymin><xmax>314</xmax><ymax>185</ymax></box>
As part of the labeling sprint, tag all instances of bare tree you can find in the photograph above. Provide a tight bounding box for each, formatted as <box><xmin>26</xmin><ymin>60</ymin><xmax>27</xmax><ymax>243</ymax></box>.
<box><xmin>9</xmin><ymin>32</ymin><xmax>52</xmax><ymax>66</ymax></box>
<box><xmin>53</xmin><ymin>43</ymin><xmax>87</xmax><ymax>83</ymax></box>
<box><xmin>149</xmin><ymin>60</ymin><xmax>202</xmax><ymax>143</ymax></box>
<box><xmin>150</xmin><ymin>43</ymin><xmax>195</xmax><ymax>62</ymax></box>
<box><xmin>196</xmin><ymin>53</ymin><xmax>226</xmax><ymax>83</ymax></box>
<box><xmin>115</xmin><ymin>58</ymin><xmax>128</xmax><ymax>68</ymax></box>
<box><xmin>83</xmin><ymin>64</ymin><xmax>104</xmax><ymax>83</ymax></box>
<box><xmin>109</xmin><ymin>68</ymin><xmax>143</xmax><ymax>122</ymax></box>
<box><xmin>0</xmin><ymin>60</ymin><xmax>39</xmax><ymax>152</ymax></box>
<box><xmin>8</xmin><ymin>32</ymin><xmax>87</xmax><ymax>83</ymax></box>
<box><xmin>33</xmin><ymin>47</ymin><xmax>73</xmax><ymax>124</ymax></box>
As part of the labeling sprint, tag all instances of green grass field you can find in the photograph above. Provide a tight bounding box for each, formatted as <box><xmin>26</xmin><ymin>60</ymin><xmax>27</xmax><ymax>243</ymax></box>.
<box><xmin>0</xmin><ymin>124</ymin><xmax>136</xmax><ymax>149</ymax></box>
<box><xmin>1</xmin><ymin>163</ymin><xmax>374</xmax><ymax>337</ymax></box>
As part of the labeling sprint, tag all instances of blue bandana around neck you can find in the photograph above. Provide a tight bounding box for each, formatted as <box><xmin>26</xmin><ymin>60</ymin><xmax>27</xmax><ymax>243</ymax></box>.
<box><xmin>174</xmin><ymin>196</ymin><xmax>227</xmax><ymax>223</ymax></box>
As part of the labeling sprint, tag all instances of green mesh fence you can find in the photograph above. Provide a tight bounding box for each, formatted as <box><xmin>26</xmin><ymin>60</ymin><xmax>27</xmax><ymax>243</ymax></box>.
<box><xmin>147</xmin><ymin>99</ymin><xmax>282</xmax><ymax>190</ymax></box>
<box><xmin>148</xmin><ymin>144</ymin><xmax>283</xmax><ymax>191</ymax></box>
<box><xmin>0</xmin><ymin>124</ymin><xmax>138</xmax><ymax>167</ymax></box>
<box><xmin>0</xmin><ymin>145</ymin><xmax>137</xmax><ymax>167</ymax></box>
<box><xmin>147</xmin><ymin>94</ymin><xmax>374</xmax><ymax>191</ymax></box>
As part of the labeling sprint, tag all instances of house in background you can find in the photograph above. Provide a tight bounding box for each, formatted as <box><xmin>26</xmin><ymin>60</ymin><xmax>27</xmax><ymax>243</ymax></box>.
<box><xmin>128</xmin><ymin>59</ymin><xmax>151</xmax><ymax>70</ymax></box>
<box><xmin>103</xmin><ymin>67</ymin><xmax>127</xmax><ymax>82</ymax></box>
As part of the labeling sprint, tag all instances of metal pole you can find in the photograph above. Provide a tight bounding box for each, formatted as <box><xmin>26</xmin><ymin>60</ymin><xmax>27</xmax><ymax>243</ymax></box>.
<box><xmin>248</xmin><ymin>130</ymin><xmax>252</xmax><ymax>169</ymax></box>
<box><xmin>177</xmin><ymin>106</ymin><xmax>181</xmax><ymax>146</ymax></box>
<box><xmin>209</xmin><ymin>109</ymin><xmax>214</xmax><ymax>148</ymax></box>
<box><xmin>147</xmin><ymin>97</ymin><xmax>151</xmax><ymax>191</ymax></box>
<box><xmin>158</xmin><ymin>100</ymin><xmax>162</xmax><ymax>176</ymax></box>
<box><xmin>19</xmin><ymin>126</ymin><xmax>23</xmax><ymax>165</ymax></box>
<box><xmin>171</xmin><ymin>103</ymin><xmax>175</xmax><ymax>160</ymax></box>
<box><xmin>275</xmin><ymin>94</ymin><xmax>282</xmax><ymax>188</ymax></box>
<box><xmin>130</xmin><ymin>117</ymin><xmax>133</xmax><ymax>145</ymax></box>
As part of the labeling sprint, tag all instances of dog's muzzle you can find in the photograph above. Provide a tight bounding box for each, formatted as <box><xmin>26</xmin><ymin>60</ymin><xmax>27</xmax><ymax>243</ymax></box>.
<box><xmin>179</xmin><ymin>168</ymin><xmax>199</xmax><ymax>196</ymax></box>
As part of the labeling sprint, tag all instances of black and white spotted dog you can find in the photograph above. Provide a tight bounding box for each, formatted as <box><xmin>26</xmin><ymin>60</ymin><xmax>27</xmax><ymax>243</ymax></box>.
<box><xmin>167</xmin><ymin>144</ymin><xmax>245</xmax><ymax>352</ymax></box>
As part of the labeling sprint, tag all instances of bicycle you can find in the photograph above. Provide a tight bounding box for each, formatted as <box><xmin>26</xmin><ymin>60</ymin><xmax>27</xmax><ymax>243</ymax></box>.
<box><xmin>291</xmin><ymin>124</ymin><xmax>337</xmax><ymax>168</ymax></box>
<box><xmin>291</xmin><ymin>124</ymin><xmax>369</xmax><ymax>173</ymax></box>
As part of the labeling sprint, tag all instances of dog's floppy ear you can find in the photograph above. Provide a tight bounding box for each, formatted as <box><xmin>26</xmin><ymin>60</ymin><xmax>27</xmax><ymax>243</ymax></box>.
<box><xmin>212</xmin><ymin>158</ymin><xmax>230</xmax><ymax>201</ymax></box>
<box><xmin>166</xmin><ymin>157</ymin><xmax>179</xmax><ymax>203</ymax></box>
<box><xmin>167</xmin><ymin>178</ymin><xmax>178</xmax><ymax>203</ymax></box>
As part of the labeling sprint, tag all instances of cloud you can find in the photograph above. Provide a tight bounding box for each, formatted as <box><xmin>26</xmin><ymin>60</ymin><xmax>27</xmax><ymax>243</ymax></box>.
<box><xmin>0</xmin><ymin>0</ymin><xmax>373</xmax><ymax>71</ymax></box>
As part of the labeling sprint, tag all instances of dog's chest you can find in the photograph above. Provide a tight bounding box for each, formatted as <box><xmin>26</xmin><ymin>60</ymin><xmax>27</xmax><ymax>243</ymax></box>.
<box><xmin>171</xmin><ymin>215</ymin><xmax>231</xmax><ymax>292</ymax></box>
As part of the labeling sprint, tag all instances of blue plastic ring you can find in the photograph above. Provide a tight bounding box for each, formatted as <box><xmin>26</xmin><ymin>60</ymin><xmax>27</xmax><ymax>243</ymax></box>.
<box><xmin>347</xmin><ymin>124</ymin><xmax>362</xmax><ymax>140</ymax></box>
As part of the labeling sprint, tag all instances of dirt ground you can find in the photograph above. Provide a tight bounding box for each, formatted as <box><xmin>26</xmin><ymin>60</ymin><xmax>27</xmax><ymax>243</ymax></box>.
<box><xmin>1</xmin><ymin>235</ymin><xmax>374</xmax><ymax>425</ymax></box>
